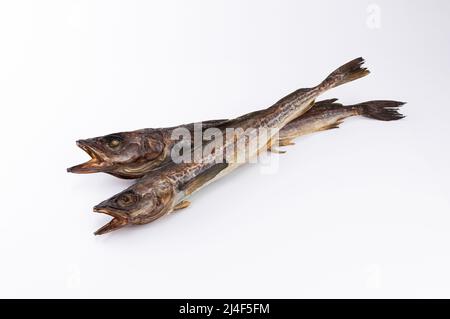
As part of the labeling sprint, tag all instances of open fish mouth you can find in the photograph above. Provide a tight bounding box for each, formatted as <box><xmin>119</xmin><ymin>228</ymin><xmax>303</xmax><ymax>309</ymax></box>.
<box><xmin>67</xmin><ymin>140</ymin><xmax>110</xmax><ymax>173</ymax></box>
<box><xmin>93</xmin><ymin>206</ymin><xmax>129</xmax><ymax>235</ymax></box>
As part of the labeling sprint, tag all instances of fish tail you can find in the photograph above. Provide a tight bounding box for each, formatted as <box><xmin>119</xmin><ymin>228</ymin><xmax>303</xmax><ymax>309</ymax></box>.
<box><xmin>356</xmin><ymin>100</ymin><xmax>406</xmax><ymax>121</ymax></box>
<box><xmin>318</xmin><ymin>57</ymin><xmax>370</xmax><ymax>91</ymax></box>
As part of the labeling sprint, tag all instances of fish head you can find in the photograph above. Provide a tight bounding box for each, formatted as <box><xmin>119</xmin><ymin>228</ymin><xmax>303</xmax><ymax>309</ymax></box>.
<box><xmin>67</xmin><ymin>130</ymin><xmax>166</xmax><ymax>176</ymax></box>
<box><xmin>93</xmin><ymin>178</ymin><xmax>175</xmax><ymax>235</ymax></box>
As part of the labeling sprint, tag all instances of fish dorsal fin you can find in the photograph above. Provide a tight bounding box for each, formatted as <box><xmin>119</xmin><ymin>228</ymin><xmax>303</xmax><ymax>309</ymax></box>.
<box><xmin>201</xmin><ymin>119</ymin><xmax>229</xmax><ymax>129</ymax></box>
<box><xmin>180</xmin><ymin>163</ymin><xmax>229</xmax><ymax>196</ymax></box>
<box><xmin>180</xmin><ymin>119</ymin><xmax>229</xmax><ymax>132</ymax></box>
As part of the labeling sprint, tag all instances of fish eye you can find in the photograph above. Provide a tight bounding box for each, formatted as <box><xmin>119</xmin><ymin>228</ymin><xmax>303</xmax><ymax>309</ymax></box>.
<box><xmin>108</xmin><ymin>139</ymin><xmax>121</xmax><ymax>148</ymax></box>
<box><xmin>105</xmin><ymin>135</ymin><xmax>123</xmax><ymax>149</ymax></box>
<box><xmin>117</xmin><ymin>192</ymin><xmax>138</xmax><ymax>207</ymax></box>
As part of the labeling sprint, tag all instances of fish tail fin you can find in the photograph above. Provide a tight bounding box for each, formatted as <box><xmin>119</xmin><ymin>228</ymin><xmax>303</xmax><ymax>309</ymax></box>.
<box><xmin>318</xmin><ymin>57</ymin><xmax>370</xmax><ymax>91</ymax></box>
<box><xmin>356</xmin><ymin>100</ymin><xmax>406</xmax><ymax>121</ymax></box>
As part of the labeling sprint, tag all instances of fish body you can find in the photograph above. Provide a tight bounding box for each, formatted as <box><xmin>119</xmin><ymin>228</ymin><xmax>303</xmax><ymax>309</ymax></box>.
<box><xmin>92</xmin><ymin>58</ymin><xmax>371</xmax><ymax>234</ymax></box>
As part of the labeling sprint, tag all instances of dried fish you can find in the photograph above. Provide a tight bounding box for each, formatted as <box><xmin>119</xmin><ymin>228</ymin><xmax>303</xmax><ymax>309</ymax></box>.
<box><xmin>91</xmin><ymin>58</ymin><xmax>371</xmax><ymax>234</ymax></box>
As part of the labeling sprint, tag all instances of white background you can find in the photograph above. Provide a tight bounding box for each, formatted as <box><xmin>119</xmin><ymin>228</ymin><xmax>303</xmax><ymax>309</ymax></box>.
<box><xmin>1</xmin><ymin>0</ymin><xmax>449</xmax><ymax>298</ymax></box>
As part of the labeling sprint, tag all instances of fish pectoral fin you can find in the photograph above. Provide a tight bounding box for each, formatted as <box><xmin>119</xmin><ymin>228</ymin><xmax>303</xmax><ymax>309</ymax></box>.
<box><xmin>278</xmin><ymin>138</ymin><xmax>296</xmax><ymax>147</ymax></box>
<box><xmin>268</xmin><ymin>137</ymin><xmax>296</xmax><ymax>153</ymax></box>
<box><xmin>268</xmin><ymin>147</ymin><xmax>287</xmax><ymax>154</ymax></box>
<box><xmin>173</xmin><ymin>200</ymin><xmax>191</xmax><ymax>211</ymax></box>
<box><xmin>318</xmin><ymin>119</ymin><xmax>344</xmax><ymax>132</ymax></box>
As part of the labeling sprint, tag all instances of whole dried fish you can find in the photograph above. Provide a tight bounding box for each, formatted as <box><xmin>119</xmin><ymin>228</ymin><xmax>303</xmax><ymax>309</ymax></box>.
<box><xmin>91</xmin><ymin>57</ymin><xmax>370</xmax><ymax>234</ymax></box>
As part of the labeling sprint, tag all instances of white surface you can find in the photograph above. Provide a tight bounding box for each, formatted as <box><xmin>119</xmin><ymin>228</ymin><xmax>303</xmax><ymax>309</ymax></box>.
<box><xmin>1</xmin><ymin>0</ymin><xmax>449</xmax><ymax>298</ymax></box>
